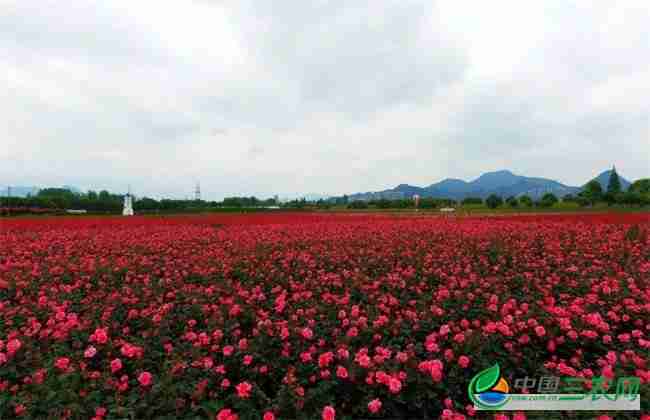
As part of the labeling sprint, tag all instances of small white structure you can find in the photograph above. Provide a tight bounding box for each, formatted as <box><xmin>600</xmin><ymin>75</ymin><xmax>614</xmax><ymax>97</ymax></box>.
<box><xmin>122</xmin><ymin>193</ymin><xmax>134</xmax><ymax>216</ymax></box>
<box><xmin>66</xmin><ymin>209</ymin><xmax>87</xmax><ymax>214</ymax></box>
<box><xmin>413</xmin><ymin>194</ymin><xmax>420</xmax><ymax>209</ymax></box>
<box><xmin>439</xmin><ymin>207</ymin><xmax>456</xmax><ymax>213</ymax></box>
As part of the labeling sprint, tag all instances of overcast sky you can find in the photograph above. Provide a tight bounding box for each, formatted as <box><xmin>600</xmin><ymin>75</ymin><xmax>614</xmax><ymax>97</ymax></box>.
<box><xmin>2</xmin><ymin>1</ymin><xmax>649</xmax><ymax>199</ymax></box>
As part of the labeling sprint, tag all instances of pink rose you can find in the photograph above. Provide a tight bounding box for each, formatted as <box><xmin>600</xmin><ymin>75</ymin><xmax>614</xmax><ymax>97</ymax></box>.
<box><xmin>55</xmin><ymin>357</ymin><xmax>70</xmax><ymax>372</ymax></box>
<box><xmin>302</xmin><ymin>327</ymin><xmax>314</xmax><ymax>340</ymax></box>
<box><xmin>458</xmin><ymin>355</ymin><xmax>470</xmax><ymax>368</ymax></box>
<box><xmin>7</xmin><ymin>339</ymin><xmax>22</xmax><ymax>354</ymax></box>
<box><xmin>84</xmin><ymin>346</ymin><xmax>97</xmax><ymax>358</ymax></box>
<box><xmin>138</xmin><ymin>371</ymin><xmax>153</xmax><ymax>387</ymax></box>
<box><xmin>388</xmin><ymin>377</ymin><xmax>402</xmax><ymax>394</ymax></box>
<box><xmin>216</xmin><ymin>408</ymin><xmax>238</xmax><ymax>420</ymax></box>
<box><xmin>91</xmin><ymin>328</ymin><xmax>109</xmax><ymax>344</ymax></box>
<box><xmin>368</xmin><ymin>398</ymin><xmax>382</xmax><ymax>413</ymax></box>
<box><xmin>322</xmin><ymin>405</ymin><xmax>335</xmax><ymax>420</ymax></box>
<box><xmin>110</xmin><ymin>358</ymin><xmax>123</xmax><ymax>374</ymax></box>
<box><xmin>235</xmin><ymin>381</ymin><xmax>252</xmax><ymax>399</ymax></box>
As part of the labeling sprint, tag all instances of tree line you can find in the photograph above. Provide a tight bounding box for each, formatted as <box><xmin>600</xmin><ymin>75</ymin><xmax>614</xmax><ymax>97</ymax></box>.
<box><xmin>1</xmin><ymin>188</ymin><xmax>283</xmax><ymax>214</ymax></box>
<box><xmin>2</xmin><ymin>170</ymin><xmax>648</xmax><ymax>215</ymax></box>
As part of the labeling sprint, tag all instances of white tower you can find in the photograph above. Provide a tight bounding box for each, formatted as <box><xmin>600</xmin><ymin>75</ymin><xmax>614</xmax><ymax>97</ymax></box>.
<box><xmin>122</xmin><ymin>186</ymin><xmax>134</xmax><ymax>216</ymax></box>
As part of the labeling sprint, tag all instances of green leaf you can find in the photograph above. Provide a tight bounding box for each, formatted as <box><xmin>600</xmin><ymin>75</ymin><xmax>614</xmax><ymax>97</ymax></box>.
<box><xmin>200</xmin><ymin>400</ymin><xmax>223</xmax><ymax>416</ymax></box>
<box><xmin>474</xmin><ymin>363</ymin><xmax>501</xmax><ymax>393</ymax></box>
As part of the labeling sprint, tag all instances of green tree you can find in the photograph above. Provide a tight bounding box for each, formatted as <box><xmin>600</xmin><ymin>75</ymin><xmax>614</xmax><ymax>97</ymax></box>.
<box><xmin>375</xmin><ymin>199</ymin><xmax>392</xmax><ymax>209</ymax></box>
<box><xmin>607</xmin><ymin>167</ymin><xmax>622</xmax><ymax>194</ymax></box>
<box><xmin>37</xmin><ymin>188</ymin><xmax>76</xmax><ymax>209</ymax></box>
<box><xmin>539</xmin><ymin>193</ymin><xmax>558</xmax><ymax>207</ymax></box>
<box><xmin>629</xmin><ymin>179</ymin><xmax>650</xmax><ymax>194</ymax></box>
<box><xmin>418</xmin><ymin>198</ymin><xmax>437</xmax><ymax>209</ymax></box>
<box><xmin>519</xmin><ymin>195</ymin><xmax>533</xmax><ymax>207</ymax></box>
<box><xmin>620</xmin><ymin>191</ymin><xmax>643</xmax><ymax>206</ymax></box>
<box><xmin>135</xmin><ymin>197</ymin><xmax>160</xmax><ymax>211</ymax></box>
<box><xmin>347</xmin><ymin>200</ymin><xmax>368</xmax><ymax>209</ymax></box>
<box><xmin>461</xmin><ymin>197</ymin><xmax>483</xmax><ymax>205</ymax></box>
<box><xmin>580</xmin><ymin>180</ymin><xmax>602</xmax><ymax>205</ymax></box>
<box><xmin>562</xmin><ymin>194</ymin><xmax>575</xmax><ymax>202</ymax></box>
<box><xmin>485</xmin><ymin>194</ymin><xmax>503</xmax><ymax>209</ymax></box>
<box><xmin>98</xmin><ymin>190</ymin><xmax>111</xmax><ymax>201</ymax></box>
<box><xmin>505</xmin><ymin>196</ymin><xmax>518</xmax><ymax>207</ymax></box>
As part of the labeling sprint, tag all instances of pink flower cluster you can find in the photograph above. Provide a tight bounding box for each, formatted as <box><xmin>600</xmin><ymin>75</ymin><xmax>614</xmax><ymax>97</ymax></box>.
<box><xmin>0</xmin><ymin>212</ymin><xmax>648</xmax><ymax>418</ymax></box>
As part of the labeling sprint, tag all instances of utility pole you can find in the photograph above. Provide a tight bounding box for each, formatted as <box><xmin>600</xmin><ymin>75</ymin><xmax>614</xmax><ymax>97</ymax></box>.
<box><xmin>194</xmin><ymin>182</ymin><xmax>201</xmax><ymax>201</ymax></box>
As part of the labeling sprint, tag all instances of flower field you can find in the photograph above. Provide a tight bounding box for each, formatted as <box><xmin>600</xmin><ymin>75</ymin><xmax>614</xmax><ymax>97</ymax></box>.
<box><xmin>1</xmin><ymin>213</ymin><xmax>649</xmax><ymax>419</ymax></box>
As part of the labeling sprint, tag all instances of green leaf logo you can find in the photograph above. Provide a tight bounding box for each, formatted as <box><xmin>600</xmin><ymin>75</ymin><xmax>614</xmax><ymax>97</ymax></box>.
<box><xmin>468</xmin><ymin>363</ymin><xmax>510</xmax><ymax>410</ymax></box>
<box><xmin>474</xmin><ymin>363</ymin><xmax>501</xmax><ymax>393</ymax></box>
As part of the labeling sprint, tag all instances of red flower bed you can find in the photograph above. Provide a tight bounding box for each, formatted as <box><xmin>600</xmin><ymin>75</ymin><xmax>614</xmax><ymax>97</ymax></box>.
<box><xmin>0</xmin><ymin>213</ymin><xmax>649</xmax><ymax>418</ymax></box>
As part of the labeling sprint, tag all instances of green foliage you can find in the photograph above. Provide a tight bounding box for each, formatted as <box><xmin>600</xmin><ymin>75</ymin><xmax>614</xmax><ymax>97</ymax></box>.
<box><xmin>346</xmin><ymin>198</ymin><xmax>458</xmax><ymax>209</ymax></box>
<box><xmin>505</xmin><ymin>196</ymin><xmax>518</xmax><ymax>207</ymax></box>
<box><xmin>629</xmin><ymin>179</ymin><xmax>650</xmax><ymax>194</ymax></box>
<box><xmin>370</xmin><ymin>199</ymin><xmax>413</xmax><ymax>209</ymax></box>
<box><xmin>519</xmin><ymin>195</ymin><xmax>533</xmax><ymax>207</ymax></box>
<box><xmin>420</xmin><ymin>198</ymin><xmax>456</xmax><ymax>209</ymax></box>
<box><xmin>3</xmin><ymin>190</ymin><xmax>286</xmax><ymax>214</ymax></box>
<box><xmin>607</xmin><ymin>167</ymin><xmax>622</xmax><ymax>194</ymax></box>
<box><xmin>222</xmin><ymin>196</ymin><xmax>276</xmax><ymax>208</ymax></box>
<box><xmin>347</xmin><ymin>200</ymin><xmax>369</xmax><ymax>209</ymax></box>
<box><xmin>603</xmin><ymin>191</ymin><xmax>623</xmax><ymax>205</ymax></box>
<box><xmin>584</xmin><ymin>180</ymin><xmax>603</xmax><ymax>195</ymax></box>
<box><xmin>579</xmin><ymin>180</ymin><xmax>603</xmax><ymax>206</ymax></box>
<box><xmin>485</xmin><ymin>194</ymin><xmax>503</xmax><ymax>209</ymax></box>
<box><xmin>375</xmin><ymin>199</ymin><xmax>392</xmax><ymax>209</ymax></box>
<box><xmin>616</xmin><ymin>191</ymin><xmax>650</xmax><ymax>206</ymax></box>
<box><xmin>539</xmin><ymin>193</ymin><xmax>558</xmax><ymax>208</ymax></box>
<box><xmin>562</xmin><ymin>194</ymin><xmax>575</xmax><ymax>202</ymax></box>
<box><xmin>461</xmin><ymin>197</ymin><xmax>483</xmax><ymax>205</ymax></box>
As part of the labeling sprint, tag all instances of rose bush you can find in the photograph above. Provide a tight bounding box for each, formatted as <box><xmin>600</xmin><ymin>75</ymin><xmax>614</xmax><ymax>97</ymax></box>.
<box><xmin>0</xmin><ymin>212</ymin><xmax>648</xmax><ymax>418</ymax></box>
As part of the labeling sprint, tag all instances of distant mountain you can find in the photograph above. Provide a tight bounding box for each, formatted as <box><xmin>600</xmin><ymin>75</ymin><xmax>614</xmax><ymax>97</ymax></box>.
<box><xmin>347</xmin><ymin>169</ymin><xmax>592</xmax><ymax>201</ymax></box>
<box><xmin>471</xmin><ymin>170</ymin><xmax>521</xmax><ymax>190</ymax></box>
<box><xmin>0</xmin><ymin>186</ymin><xmax>40</xmax><ymax>198</ymax></box>
<box><xmin>585</xmin><ymin>169</ymin><xmax>631</xmax><ymax>191</ymax></box>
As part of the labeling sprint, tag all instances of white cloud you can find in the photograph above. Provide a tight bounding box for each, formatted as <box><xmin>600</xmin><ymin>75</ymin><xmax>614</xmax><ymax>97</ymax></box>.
<box><xmin>1</xmin><ymin>0</ymin><xmax>648</xmax><ymax>198</ymax></box>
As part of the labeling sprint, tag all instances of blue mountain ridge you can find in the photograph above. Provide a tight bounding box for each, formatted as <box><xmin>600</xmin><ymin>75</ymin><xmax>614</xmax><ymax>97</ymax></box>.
<box><xmin>348</xmin><ymin>169</ymin><xmax>632</xmax><ymax>201</ymax></box>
